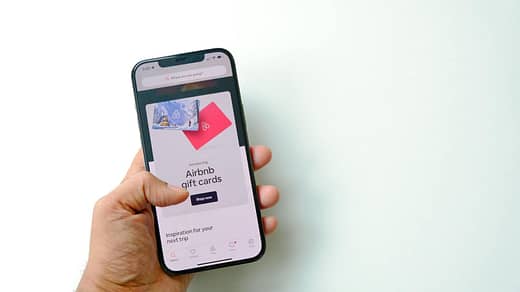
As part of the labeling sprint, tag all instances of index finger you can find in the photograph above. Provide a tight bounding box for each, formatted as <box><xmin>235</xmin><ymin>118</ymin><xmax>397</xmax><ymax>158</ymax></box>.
<box><xmin>250</xmin><ymin>145</ymin><xmax>272</xmax><ymax>170</ymax></box>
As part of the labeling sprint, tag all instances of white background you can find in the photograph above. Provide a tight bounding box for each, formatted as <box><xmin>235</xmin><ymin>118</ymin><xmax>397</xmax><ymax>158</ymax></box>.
<box><xmin>0</xmin><ymin>1</ymin><xmax>518</xmax><ymax>291</ymax></box>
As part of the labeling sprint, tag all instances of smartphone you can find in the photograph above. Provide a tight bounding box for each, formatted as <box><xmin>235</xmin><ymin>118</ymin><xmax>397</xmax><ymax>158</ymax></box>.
<box><xmin>131</xmin><ymin>48</ymin><xmax>265</xmax><ymax>274</ymax></box>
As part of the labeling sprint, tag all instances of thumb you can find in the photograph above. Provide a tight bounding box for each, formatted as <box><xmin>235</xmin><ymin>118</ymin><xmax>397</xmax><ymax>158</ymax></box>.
<box><xmin>110</xmin><ymin>171</ymin><xmax>189</xmax><ymax>213</ymax></box>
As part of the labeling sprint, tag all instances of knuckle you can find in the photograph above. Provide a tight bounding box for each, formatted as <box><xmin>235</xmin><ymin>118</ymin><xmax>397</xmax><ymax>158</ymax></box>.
<box><xmin>134</xmin><ymin>171</ymin><xmax>159</xmax><ymax>198</ymax></box>
<box><xmin>136</xmin><ymin>171</ymin><xmax>154</xmax><ymax>185</ymax></box>
<box><xmin>94</xmin><ymin>194</ymin><xmax>110</xmax><ymax>211</ymax></box>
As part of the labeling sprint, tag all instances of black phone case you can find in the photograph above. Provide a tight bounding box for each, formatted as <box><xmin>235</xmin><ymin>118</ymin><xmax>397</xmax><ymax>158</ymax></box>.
<box><xmin>131</xmin><ymin>48</ymin><xmax>266</xmax><ymax>275</ymax></box>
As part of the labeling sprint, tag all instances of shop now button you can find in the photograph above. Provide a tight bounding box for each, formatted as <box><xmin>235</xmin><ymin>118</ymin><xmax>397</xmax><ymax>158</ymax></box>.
<box><xmin>190</xmin><ymin>191</ymin><xmax>218</xmax><ymax>206</ymax></box>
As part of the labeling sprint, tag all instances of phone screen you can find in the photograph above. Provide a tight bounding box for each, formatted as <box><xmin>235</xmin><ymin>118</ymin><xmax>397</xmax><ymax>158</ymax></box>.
<box><xmin>132</xmin><ymin>49</ymin><xmax>264</xmax><ymax>273</ymax></box>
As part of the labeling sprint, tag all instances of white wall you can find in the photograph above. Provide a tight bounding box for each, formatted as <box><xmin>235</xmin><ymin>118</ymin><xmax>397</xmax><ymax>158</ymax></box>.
<box><xmin>0</xmin><ymin>0</ymin><xmax>518</xmax><ymax>291</ymax></box>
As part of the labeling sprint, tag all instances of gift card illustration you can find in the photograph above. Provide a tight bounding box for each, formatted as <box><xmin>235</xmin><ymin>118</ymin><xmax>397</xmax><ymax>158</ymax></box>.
<box><xmin>183</xmin><ymin>102</ymin><xmax>232</xmax><ymax>150</ymax></box>
<box><xmin>152</xmin><ymin>99</ymin><xmax>199</xmax><ymax>131</ymax></box>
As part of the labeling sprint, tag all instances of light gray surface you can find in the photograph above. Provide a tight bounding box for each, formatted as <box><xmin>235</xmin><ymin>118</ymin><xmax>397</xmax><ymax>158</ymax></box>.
<box><xmin>192</xmin><ymin>1</ymin><xmax>520</xmax><ymax>291</ymax></box>
<box><xmin>0</xmin><ymin>0</ymin><xmax>518</xmax><ymax>291</ymax></box>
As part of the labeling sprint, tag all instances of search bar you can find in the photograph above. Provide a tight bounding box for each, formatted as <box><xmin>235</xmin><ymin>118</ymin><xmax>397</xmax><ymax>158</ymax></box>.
<box><xmin>141</xmin><ymin>65</ymin><xmax>227</xmax><ymax>88</ymax></box>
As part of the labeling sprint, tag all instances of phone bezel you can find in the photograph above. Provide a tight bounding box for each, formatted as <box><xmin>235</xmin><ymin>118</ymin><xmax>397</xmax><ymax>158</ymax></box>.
<box><xmin>131</xmin><ymin>48</ymin><xmax>266</xmax><ymax>275</ymax></box>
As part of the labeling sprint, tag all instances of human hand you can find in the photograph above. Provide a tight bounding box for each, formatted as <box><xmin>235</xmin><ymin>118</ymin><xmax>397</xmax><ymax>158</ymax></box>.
<box><xmin>77</xmin><ymin>146</ymin><xmax>279</xmax><ymax>292</ymax></box>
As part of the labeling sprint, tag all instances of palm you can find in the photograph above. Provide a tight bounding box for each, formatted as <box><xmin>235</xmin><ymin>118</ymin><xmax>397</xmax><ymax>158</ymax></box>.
<box><xmin>80</xmin><ymin>146</ymin><xmax>278</xmax><ymax>292</ymax></box>
<box><xmin>87</xmin><ymin>199</ymin><xmax>192</xmax><ymax>291</ymax></box>
<box><xmin>114</xmin><ymin>207</ymin><xmax>192</xmax><ymax>290</ymax></box>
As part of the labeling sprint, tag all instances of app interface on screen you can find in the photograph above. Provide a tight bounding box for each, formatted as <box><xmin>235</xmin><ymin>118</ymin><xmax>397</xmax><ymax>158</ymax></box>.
<box><xmin>134</xmin><ymin>52</ymin><xmax>262</xmax><ymax>271</ymax></box>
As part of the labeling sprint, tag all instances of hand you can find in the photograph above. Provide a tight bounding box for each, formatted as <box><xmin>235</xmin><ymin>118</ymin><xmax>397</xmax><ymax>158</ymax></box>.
<box><xmin>77</xmin><ymin>146</ymin><xmax>279</xmax><ymax>292</ymax></box>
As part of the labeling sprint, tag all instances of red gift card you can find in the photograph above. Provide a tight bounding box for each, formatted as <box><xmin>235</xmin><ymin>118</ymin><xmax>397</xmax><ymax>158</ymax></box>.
<box><xmin>183</xmin><ymin>102</ymin><xmax>232</xmax><ymax>150</ymax></box>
